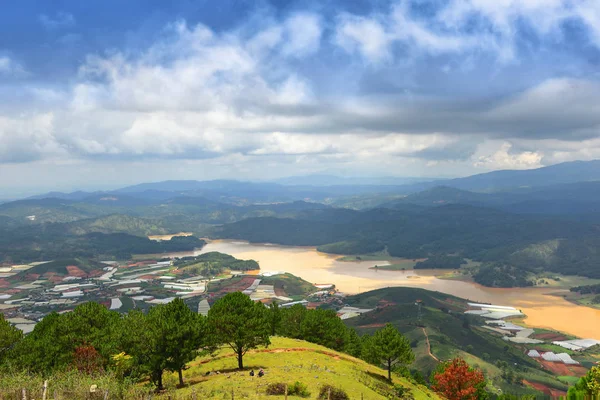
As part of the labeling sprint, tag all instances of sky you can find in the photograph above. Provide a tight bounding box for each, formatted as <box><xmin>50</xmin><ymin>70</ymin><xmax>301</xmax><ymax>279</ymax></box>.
<box><xmin>1</xmin><ymin>0</ymin><xmax>600</xmax><ymax>195</ymax></box>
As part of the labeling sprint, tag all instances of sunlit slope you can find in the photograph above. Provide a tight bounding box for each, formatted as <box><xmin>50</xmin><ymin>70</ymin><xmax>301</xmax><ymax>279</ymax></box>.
<box><xmin>160</xmin><ymin>337</ymin><xmax>440</xmax><ymax>399</ymax></box>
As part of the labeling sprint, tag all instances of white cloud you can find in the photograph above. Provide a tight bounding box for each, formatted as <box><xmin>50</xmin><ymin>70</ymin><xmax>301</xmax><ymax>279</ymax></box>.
<box><xmin>474</xmin><ymin>142</ymin><xmax>543</xmax><ymax>170</ymax></box>
<box><xmin>39</xmin><ymin>12</ymin><xmax>76</xmax><ymax>30</ymax></box>
<box><xmin>0</xmin><ymin>113</ymin><xmax>65</xmax><ymax>162</ymax></box>
<box><xmin>0</xmin><ymin>56</ymin><xmax>26</xmax><ymax>77</ymax></box>
<box><xmin>282</xmin><ymin>13</ymin><xmax>322</xmax><ymax>57</ymax></box>
<box><xmin>335</xmin><ymin>15</ymin><xmax>392</xmax><ymax>63</ymax></box>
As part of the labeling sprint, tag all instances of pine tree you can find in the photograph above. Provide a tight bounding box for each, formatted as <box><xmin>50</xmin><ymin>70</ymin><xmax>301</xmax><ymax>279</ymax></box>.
<box><xmin>208</xmin><ymin>292</ymin><xmax>270</xmax><ymax>369</ymax></box>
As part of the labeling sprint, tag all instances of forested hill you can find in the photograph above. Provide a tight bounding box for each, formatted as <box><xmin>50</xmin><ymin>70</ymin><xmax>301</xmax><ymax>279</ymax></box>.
<box><xmin>213</xmin><ymin>204</ymin><xmax>600</xmax><ymax>280</ymax></box>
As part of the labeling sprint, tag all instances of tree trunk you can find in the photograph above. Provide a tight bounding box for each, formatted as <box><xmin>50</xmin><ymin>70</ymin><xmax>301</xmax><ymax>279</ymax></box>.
<box><xmin>178</xmin><ymin>368</ymin><xmax>184</xmax><ymax>387</ymax></box>
<box><xmin>237</xmin><ymin>350</ymin><xmax>244</xmax><ymax>369</ymax></box>
<box><xmin>387</xmin><ymin>359</ymin><xmax>392</xmax><ymax>381</ymax></box>
<box><xmin>157</xmin><ymin>370</ymin><xmax>164</xmax><ymax>391</ymax></box>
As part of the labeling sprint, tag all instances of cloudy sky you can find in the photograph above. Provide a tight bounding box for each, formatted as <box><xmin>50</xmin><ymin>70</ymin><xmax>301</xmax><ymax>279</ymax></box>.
<box><xmin>1</xmin><ymin>0</ymin><xmax>600</xmax><ymax>195</ymax></box>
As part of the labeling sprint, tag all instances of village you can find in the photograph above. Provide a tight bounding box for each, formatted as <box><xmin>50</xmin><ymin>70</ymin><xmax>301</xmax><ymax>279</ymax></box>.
<box><xmin>0</xmin><ymin>257</ymin><xmax>375</xmax><ymax>334</ymax></box>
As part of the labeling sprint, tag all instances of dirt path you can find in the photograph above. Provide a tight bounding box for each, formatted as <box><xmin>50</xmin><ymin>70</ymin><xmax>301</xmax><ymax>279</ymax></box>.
<box><xmin>422</xmin><ymin>327</ymin><xmax>440</xmax><ymax>362</ymax></box>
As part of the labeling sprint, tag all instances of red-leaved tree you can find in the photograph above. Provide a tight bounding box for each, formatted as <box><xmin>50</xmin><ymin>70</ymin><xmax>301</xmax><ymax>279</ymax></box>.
<box><xmin>431</xmin><ymin>358</ymin><xmax>487</xmax><ymax>400</ymax></box>
<box><xmin>72</xmin><ymin>345</ymin><xmax>104</xmax><ymax>375</ymax></box>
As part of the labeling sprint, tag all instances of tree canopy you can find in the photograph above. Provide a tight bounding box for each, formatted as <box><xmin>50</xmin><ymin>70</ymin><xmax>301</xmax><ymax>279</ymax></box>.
<box><xmin>362</xmin><ymin>323</ymin><xmax>414</xmax><ymax>381</ymax></box>
<box><xmin>431</xmin><ymin>358</ymin><xmax>488</xmax><ymax>400</ymax></box>
<box><xmin>208</xmin><ymin>292</ymin><xmax>270</xmax><ymax>369</ymax></box>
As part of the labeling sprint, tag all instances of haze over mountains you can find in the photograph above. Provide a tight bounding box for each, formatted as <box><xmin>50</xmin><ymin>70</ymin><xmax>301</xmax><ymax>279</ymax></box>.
<box><xmin>1</xmin><ymin>159</ymin><xmax>600</xmax><ymax>288</ymax></box>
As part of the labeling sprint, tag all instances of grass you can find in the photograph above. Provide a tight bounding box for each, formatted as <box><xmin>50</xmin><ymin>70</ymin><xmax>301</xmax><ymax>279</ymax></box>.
<box><xmin>158</xmin><ymin>337</ymin><xmax>441</xmax><ymax>399</ymax></box>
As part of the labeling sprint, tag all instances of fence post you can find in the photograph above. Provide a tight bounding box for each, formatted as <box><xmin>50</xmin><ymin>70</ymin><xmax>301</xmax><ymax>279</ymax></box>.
<box><xmin>21</xmin><ymin>388</ymin><xmax>27</xmax><ymax>400</ymax></box>
<box><xmin>328</xmin><ymin>387</ymin><xmax>331</xmax><ymax>400</ymax></box>
<box><xmin>192</xmin><ymin>389</ymin><xmax>197</xmax><ymax>400</ymax></box>
<box><xmin>231</xmin><ymin>388</ymin><xmax>234</xmax><ymax>400</ymax></box>
<box><xmin>103</xmin><ymin>390</ymin><xmax>109</xmax><ymax>400</ymax></box>
<box><xmin>285</xmin><ymin>384</ymin><xmax>288</xmax><ymax>400</ymax></box>
<box><xmin>42</xmin><ymin>380</ymin><xmax>48</xmax><ymax>400</ymax></box>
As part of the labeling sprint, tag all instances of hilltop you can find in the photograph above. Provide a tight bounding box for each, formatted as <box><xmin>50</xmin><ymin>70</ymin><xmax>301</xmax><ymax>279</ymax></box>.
<box><xmin>159</xmin><ymin>337</ymin><xmax>440</xmax><ymax>399</ymax></box>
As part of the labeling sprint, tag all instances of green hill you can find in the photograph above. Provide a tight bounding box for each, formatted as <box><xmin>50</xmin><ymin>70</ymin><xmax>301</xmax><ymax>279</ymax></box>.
<box><xmin>159</xmin><ymin>337</ymin><xmax>441</xmax><ymax>399</ymax></box>
<box><xmin>344</xmin><ymin>287</ymin><xmax>568</xmax><ymax>397</ymax></box>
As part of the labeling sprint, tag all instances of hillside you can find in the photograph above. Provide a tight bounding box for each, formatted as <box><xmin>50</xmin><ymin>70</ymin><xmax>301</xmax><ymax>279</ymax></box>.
<box><xmin>344</xmin><ymin>287</ymin><xmax>567</xmax><ymax>397</ymax></box>
<box><xmin>161</xmin><ymin>337</ymin><xmax>440</xmax><ymax>399</ymax></box>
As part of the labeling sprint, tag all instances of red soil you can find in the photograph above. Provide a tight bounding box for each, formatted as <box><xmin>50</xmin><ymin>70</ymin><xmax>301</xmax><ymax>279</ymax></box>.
<box><xmin>531</xmin><ymin>332</ymin><xmax>569</xmax><ymax>341</ymax></box>
<box><xmin>357</xmin><ymin>323</ymin><xmax>386</xmax><ymax>329</ymax></box>
<box><xmin>537</xmin><ymin>359</ymin><xmax>588</xmax><ymax>376</ymax></box>
<box><xmin>66</xmin><ymin>266</ymin><xmax>87</xmax><ymax>278</ymax></box>
<box><xmin>0</xmin><ymin>279</ymin><xmax>9</xmax><ymax>288</ymax></box>
<box><xmin>523</xmin><ymin>380</ymin><xmax>567</xmax><ymax>398</ymax></box>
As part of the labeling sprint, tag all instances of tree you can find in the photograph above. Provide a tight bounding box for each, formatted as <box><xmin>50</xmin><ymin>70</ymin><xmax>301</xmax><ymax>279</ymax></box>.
<box><xmin>279</xmin><ymin>304</ymin><xmax>306</xmax><ymax>339</ymax></box>
<box><xmin>268</xmin><ymin>302</ymin><xmax>282</xmax><ymax>336</ymax></box>
<box><xmin>208</xmin><ymin>292</ymin><xmax>270</xmax><ymax>369</ymax></box>
<box><xmin>72</xmin><ymin>345</ymin><xmax>104</xmax><ymax>374</ymax></box>
<box><xmin>431</xmin><ymin>358</ymin><xmax>487</xmax><ymax>400</ymax></box>
<box><xmin>11</xmin><ymin>303</ymin><xmax>120</xmax><ymax>374</ymax></box>
<box><xmin>363</xmin><ymin>324</ymin><xmax>414</xmax><ymax>381</ymax></box>
<box><xmin>300</xmin><ymin>309</ymin><xmax>348</xmax><ymax>351</ymax></box>
<box><xmin>157</xmin><ymin>298</ymin><xmax>206</xmax><ymax>387</ymax></box>
<box><xmin>0</xmin><ymin>314</ymin><xmax>22</xmax><ymax>364</ymax></box>
<box><xmin>568</xmin><ymin>365</ymin><xmax>600</xmax><ymax>399</ymax></box>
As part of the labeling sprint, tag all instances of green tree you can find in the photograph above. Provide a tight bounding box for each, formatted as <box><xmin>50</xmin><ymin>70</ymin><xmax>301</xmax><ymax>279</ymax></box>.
<box><xmin>119</xmin><ymin>309</ymin><xmax>165</xmax><ymax>390</ymax></box>
<box><xmin>158</xmin><ymin>298</ymin><xmax>207</xmax><ymax>387</ymax></box>
<box><xmin>11</xmin><ymin>303</ymin><xmax>121</xmax><ymax>373</ymax></box>
<box><xmin>279</xmin><ymin>304</ymin><xmax>306</xmax><ymax>339</ymax></box>
<box><xmin>0</xmin><ymin>314</ymin><xmax>22</xmax><ymax>364</ymax></box>
<box><xmin>568</xmin><ymin>365</ymin><xmax>600</xmax><ymax>399</ymax></box>
<box><xmin>344</xmin><ymin>328</ymin><xmax>363</xmax><ymax>358</ymax></box>
<box><xmin>363</xmin><ymin>324</ymin><xmax>414</xmax><ymax>381</ymax></box>
<box><xmin>208</xmin><ymin>292</ymin><xmax>270</xmax><ymax>369</ymax></box>
<box><xmin>300</xmin><ymin>309</ymin><xmax>348</xmax><ymax>351</ymax></box>
<box><xmin>268</xmin><ymin>302</ymin><xmax>282</xmax><ymax>336</ymax></box>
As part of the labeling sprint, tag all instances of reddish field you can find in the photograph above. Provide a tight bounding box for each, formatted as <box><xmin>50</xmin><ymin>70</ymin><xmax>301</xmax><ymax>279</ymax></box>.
<box><xmin>377</xmin><ymin>300</ymin><xmax>397</xmax><ymax>307</ymax></box>
<box><xmin>523</xmin><ymin>380</ymin><xmax>566</xmax><ymax>398</ymax></box>
<box><xmin>537</xmin><ymin>359</ymin><xmax>588</xmax><ymax>376</ymax></box>
<box><xmin>0</xmin><ymin>278</ymin><xmax>9</xmax><ymax>288</ymax></box>
<box><xmin>24</xmin><ymin>273</ymin><xmax>40</xmax><ymax>280</ymax></box>
<box><xmin>66</xmin><ymin>266</ymin><xmax>87</xmax><ymax>277</ymax></box>
<box><xmin>532</xmin><ymin>332</ymin><xmax>569</xmax><ymax>341</ymax></box>
<box><xmin>44</xmin><ymin>272</ymin><xmax>64</xmax><ymax>284</ymax></box>
<box><xmin>217</xmin><ymin>276</ymin><xmax>256</xmax><ymax>294</ymax></box>
<box><xmin>357</xmin><ymin>323</ymin><xmax>386</xmax><ymax>329</ymax></box>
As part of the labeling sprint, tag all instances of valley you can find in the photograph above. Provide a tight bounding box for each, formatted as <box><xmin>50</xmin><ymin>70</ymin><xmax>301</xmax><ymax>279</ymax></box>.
<box><xmin>191</xmin><ymin>240</ymin><xmax>600</xmax><ymax>339</ymax></box>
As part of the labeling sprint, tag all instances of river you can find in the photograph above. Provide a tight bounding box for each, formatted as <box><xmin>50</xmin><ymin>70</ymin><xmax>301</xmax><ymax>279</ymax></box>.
<box><xmin>169</xmin><ymin>240</ymin><xmax>600</xmax><ymax>339</ymax></box>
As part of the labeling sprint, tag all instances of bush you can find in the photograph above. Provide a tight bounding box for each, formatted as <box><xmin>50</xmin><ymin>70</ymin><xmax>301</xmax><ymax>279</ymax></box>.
<box><xmin>318</xmin><ymin>385</ymin><xmax>349</xmax><ymax>400</ymax></box>
<box><xmin>266</xmin><ymin>383</ymin><xmax>287</xmax><ymax>395</ymax></box>
<box><xmin>266</xmin><ymin>382</ymin><xmax>310</xmax><ymax>397</ymax></box>
<box><xmin>289</xmin><ymin>381</ymin><xmax>311</xmax><ymax>397</ymax></box>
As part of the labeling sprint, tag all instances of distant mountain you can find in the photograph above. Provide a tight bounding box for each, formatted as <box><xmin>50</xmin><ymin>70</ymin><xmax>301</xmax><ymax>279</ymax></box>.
<box><xmin>387</xmin><ymin>186</ymin><xmax>492</xmax><ymax>207</ymax></box>
<box><xmin>27</xmin><ymin>190</ymin><xmax>97</xmax><ymax>201</ymax></box>
<box><xmin>273</xmin><ymin>174</ymin><xmax>432</xmax><ymax>186</ymax></box>
<box><xmin>441</xmin><ymin>160</ymin><xmax>600</xmax><ymax>192</ymax></box>
<box><xmin>384</xmin><ymin>181</ymin><xmax>600</xmax><ymax>216</ymax></box>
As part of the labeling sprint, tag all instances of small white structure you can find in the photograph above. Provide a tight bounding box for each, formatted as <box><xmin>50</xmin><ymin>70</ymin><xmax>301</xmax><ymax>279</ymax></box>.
<box><xmin>553</xmin><ymin>339</ymin><xmax>600</xmax><ymax>351</ymax></box>
<box><xmin>465</xmin><ymin>303</ymin><xmax>523</xmax><ymax>319</ymax></box>
<box><xmin>110</xmin><ymin>298</ymin><xmax>123</xmax><ymax>310</ymax></box>
<box><xmin>198</xmin><ymin>299</ymin><xmax>210</xmax><ymax>316</ymax></box>
<box><xmin>527</xmin><ymin>349</ymin><xmax>541</xmax><ymax>358</ymax></box>
<box><xmin>281</xmin><ymin>300</ymin><xmax>308</xmax><ymax>308</ymax></box>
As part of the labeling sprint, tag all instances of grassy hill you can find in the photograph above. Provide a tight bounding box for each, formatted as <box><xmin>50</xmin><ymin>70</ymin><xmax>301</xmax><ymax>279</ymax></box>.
<box><xmin>158</xmin><ymin>337</ymin><xmax>440</xmax><ymax>399</ymax></box>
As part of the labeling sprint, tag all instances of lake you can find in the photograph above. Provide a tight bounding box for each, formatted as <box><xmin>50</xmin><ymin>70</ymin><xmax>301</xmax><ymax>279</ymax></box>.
<box><xmin>172</xmin><ymin>240</ymin><xmax>600</xmax><ymax>339</ymax></box>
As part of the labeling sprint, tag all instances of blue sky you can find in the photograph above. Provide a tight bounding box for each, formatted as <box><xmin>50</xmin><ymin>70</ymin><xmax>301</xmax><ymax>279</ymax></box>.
<box><xmin>1</xmin><ymin>0</ymin><xmax>600</xmax><ymax>194</ymax></box>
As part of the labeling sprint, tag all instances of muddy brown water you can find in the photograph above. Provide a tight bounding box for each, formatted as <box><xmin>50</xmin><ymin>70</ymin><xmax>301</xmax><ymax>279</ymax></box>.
<box><xmin>164</xmin><ymin>240</ymin><xmax>600</xmax><ymax>339</ymax></box>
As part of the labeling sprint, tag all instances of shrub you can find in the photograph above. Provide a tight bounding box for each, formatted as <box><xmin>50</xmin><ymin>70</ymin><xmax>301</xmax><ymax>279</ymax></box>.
<box><xmin>318</xmin><ymin>385</ymin><xmax>349</xmax><ymax>400</ymax></box>
<box><xmin>289</xmin><ymin>381</ymin><xmax>311</xmax><ymax>397</ymax></box>
<box><xmin>266</xmin><ymin>383</ymin><xmax>287</xmax><ymax>395</ymax></box>
<box><xmin>266</xmin><ymin>382</ymin><xmax>310</xmax><ymax>397</ymax></box>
